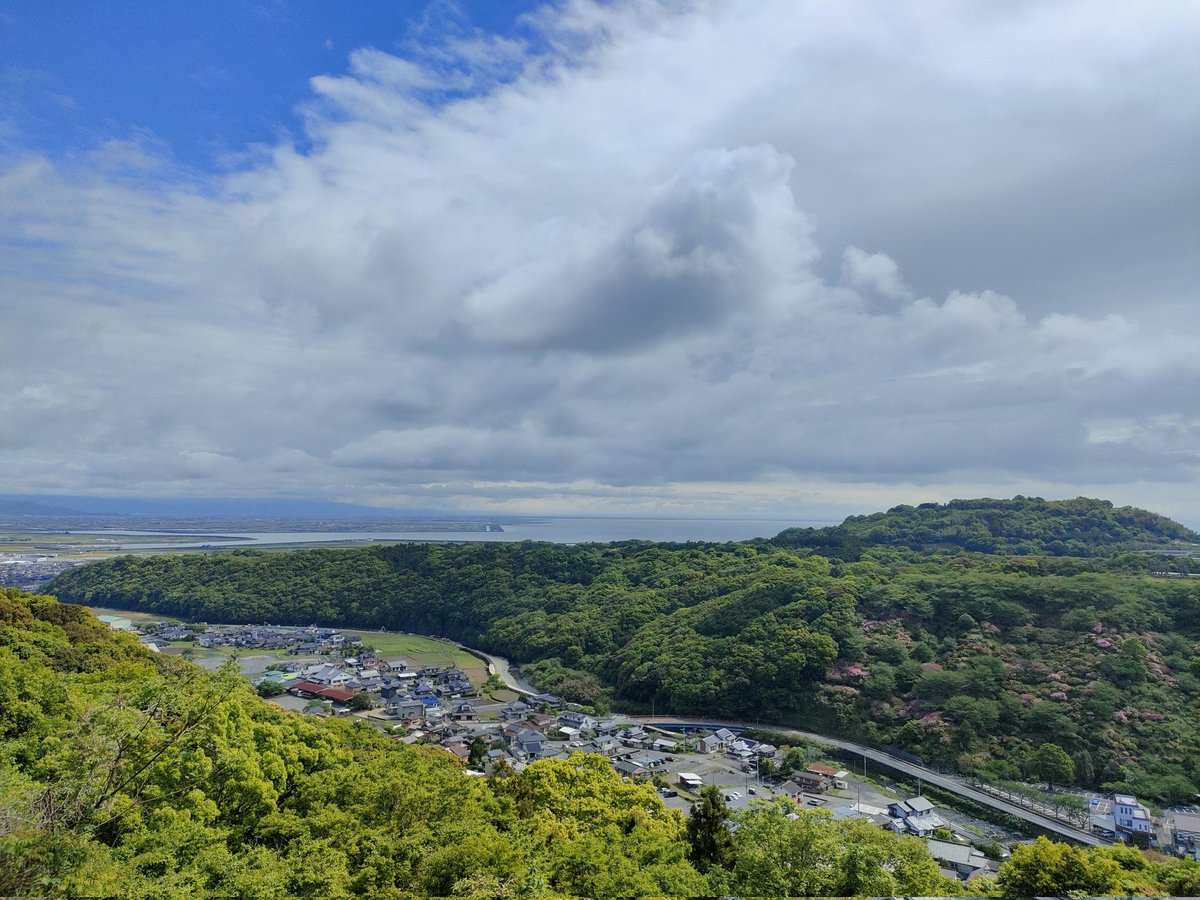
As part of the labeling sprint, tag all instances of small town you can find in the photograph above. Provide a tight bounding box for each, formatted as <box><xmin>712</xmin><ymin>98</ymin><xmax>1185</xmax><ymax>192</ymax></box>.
<box><xmin>117</xmin><ymin>618</ymin><xmax>1200</xmax><ymax>886</ymax></box>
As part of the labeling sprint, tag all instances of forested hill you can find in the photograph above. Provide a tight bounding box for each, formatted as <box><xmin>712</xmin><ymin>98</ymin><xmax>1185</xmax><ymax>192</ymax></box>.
<box><xmin>50</xmin><ymin>502</ymin><xmax>1200</xmax><ymax>806</ymax></box>
<box><xmin>770</xmin><ymin>497</ymin><xmax>1200</xmax><ymax>558</ymax></box>
<box><xmin>7</xmin><ymin>588</ymin><xmax>1200</xmax><ymax>897</ymax></box>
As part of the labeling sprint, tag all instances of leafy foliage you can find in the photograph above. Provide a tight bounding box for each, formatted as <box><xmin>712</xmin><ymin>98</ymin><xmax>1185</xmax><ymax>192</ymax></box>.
<box><xmin>48</xmin><ymin>498</ymin><xmax>1200</xmax><ymax>800</ymax></box>
<box><xmin>6</xmin><ymin>587</ymin><xmax>1200</xmax><ymax>896</ymax></box>
<box><xmin>772</xmin><ymin>496</ymin><xmax>1200</xmax><ymax>557</ymax></box>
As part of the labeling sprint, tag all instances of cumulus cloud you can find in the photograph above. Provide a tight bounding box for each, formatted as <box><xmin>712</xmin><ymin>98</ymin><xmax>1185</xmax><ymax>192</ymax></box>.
<box><xmin>841</xmin><ymin>247</ymin><xmax>910</xmax><ymax>302</ymax></box>
<box><xmin>1</xmin><ymin>0</ymin><xmax>1198</xmax><ymax>521</ymax></box>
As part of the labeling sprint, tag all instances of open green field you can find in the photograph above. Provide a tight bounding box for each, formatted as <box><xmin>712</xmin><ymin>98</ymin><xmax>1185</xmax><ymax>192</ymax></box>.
<box><xmin>82</xmin><ymin>606</ymin><xmax>488</xmax><ymax>687</ymax></box>
<box><xmin>342</xmin><ymin>630</ymin><xmax>487</xmax><ymax>684</ymax></box>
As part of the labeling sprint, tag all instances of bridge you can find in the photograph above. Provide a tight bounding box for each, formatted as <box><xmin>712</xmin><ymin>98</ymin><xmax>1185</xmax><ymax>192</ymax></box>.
<box><xmin>627</xmin><ymin>715</ymin><xmax>1106</xmax><ymax>847</ymax></box>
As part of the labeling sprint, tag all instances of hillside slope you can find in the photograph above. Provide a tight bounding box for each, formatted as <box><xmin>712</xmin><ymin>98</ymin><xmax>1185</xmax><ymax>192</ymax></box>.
<box><xmin>50</xmin><ymin>498</ymin><xmax>1200</xmax><ymax>805</ymax></box>
<box><xmin>0</xmin><ymin>587</ymin><xmax>1021</xmax><ymax>898</ymax></box>
<box><xmin>770</xmin><ymin>497</ymin><xmax>1200</xmax><ymax>558</ymax></box>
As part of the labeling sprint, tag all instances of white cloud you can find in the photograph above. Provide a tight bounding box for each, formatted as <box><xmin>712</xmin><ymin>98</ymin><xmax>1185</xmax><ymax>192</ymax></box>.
<box><xmin>1</xmin><ymin>0</ymin><xmax>1197</xmax><ymax>519</ymax></box>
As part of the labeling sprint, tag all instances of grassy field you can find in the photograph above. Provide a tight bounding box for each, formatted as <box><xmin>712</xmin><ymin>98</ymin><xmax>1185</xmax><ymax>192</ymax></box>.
<box><xmin>82</xmin><ymin>606</ymin><xmax>489</xmax><ymax>687</ymax></box>
<box><xmin>343</xmin><ymin>630</ymin><xmax>488</xmax><ymax>685</ymax></box>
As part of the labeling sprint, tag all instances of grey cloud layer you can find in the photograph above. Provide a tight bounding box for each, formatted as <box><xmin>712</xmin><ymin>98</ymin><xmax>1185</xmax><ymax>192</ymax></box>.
<box><xmin>1</xmin><ymin>0</ymin><xmax>1197</xmax><ymax>519</ymax></box>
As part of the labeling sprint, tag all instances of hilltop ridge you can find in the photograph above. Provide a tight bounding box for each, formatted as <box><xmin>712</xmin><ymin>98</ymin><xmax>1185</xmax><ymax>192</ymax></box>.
<box><xmin>770</xmin><ymin>496</ymin><xmax>1199</xmax><ymax>558</ymax></box>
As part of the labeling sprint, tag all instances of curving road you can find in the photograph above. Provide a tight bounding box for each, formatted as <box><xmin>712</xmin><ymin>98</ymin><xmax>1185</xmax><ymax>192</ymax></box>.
<box><xmin>447</xmin><ymin>639</ymin><xmax>1105</xmax><ymax>846</ymax></box>
<box><xmin>627</xmin><ymin>715</ymin><xmax>1106</xmax><ymax>847</ymax></box>
<box><xmin>450</xmin><ymin>642</ymin><xmax>540</xmax><ymax>695</ymax></box>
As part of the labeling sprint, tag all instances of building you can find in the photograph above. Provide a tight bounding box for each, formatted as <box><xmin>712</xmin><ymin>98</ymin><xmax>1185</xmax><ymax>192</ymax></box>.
<box><xmin>1169</xmin><ymin>811</ymin><xmax>1200</xmax><ymax>853</ymax></box>
<box><xmin>699</xmin><ymin>728</ymin><xmax>737</xmax><ymax>753</ymax></box>
<box><xmin>1113</xmin><ymin>794</ymin><xmax>1153</xmax><ymax>844</ymax></box>
<box><xmin>791</xmin><ymin>771</ymin><xmax>831</xmax><ymax>794</ymax></box>
<box><xmin>559</xmin><ymin>711</ymin><xmax>597</xmax><ymax>732</ymax></box>
<box><xmin>926</xmin><ymin>839</ymin><xmax>992</xmax><ymax>880</ymax></box>
<box><xmin>887</xmin><ymin>797</ymin><xmax>947</xmax><ymax>837</ymax></box>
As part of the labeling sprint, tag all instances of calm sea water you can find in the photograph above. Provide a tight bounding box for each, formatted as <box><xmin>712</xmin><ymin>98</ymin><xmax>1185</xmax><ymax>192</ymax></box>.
<box><xmin>80</xmin><ymin>517</ymin><xmax>831</xmax><ymax>550</ymax></box>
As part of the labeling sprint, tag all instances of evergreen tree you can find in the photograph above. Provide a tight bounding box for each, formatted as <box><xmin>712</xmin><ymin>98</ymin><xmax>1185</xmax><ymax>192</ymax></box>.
<box><xmin>686</xmin><ymin>785</ymin><xmax>734</xmax><ymax>873</ymax></box>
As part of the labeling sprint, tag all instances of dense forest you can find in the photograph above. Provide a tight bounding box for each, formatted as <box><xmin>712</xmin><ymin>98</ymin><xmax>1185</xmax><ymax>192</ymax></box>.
<box><xmin>771</xmin><ymin>496</ymin><xmax>1200</xmax><ymax>558</ymax></box>
<box><xmin>51</xmin><ymin>497</ymin><xmax>1200</xmax><ymax>805</ymax></box>
<box><xmin>4</xmin><ymin>587</ymin><xmax>1200</xmax><ymax>897</ymax></box>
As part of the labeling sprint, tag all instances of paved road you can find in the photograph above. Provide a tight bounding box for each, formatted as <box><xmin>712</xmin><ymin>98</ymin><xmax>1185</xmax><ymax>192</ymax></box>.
<box><xmin>629</xmin><ymin>715</ymin><xmax>1106</xmax><ymax>847</ymax></box>
<box><xmin>451</xmin><ymin>642</ymin><xmax>540</xmax><ymax>695</ymax></box>
<box><xmin>447</xmin><ymin>639</ymin><xmax>1105</xmax><ymax>846</ymax></box>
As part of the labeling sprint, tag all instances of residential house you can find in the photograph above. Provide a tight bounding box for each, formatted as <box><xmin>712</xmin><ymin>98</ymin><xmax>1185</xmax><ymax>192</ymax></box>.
<box><xmin>830</xmin><ymin>801</ymin><xmax>890</xmax><ymax>823</ymax></box>
<box><xmin>484</xmin><ymin>749</ymin><xmax>514</xmax><ymax>774</ymax></box>
<box><xmin>529</xmin><ymin>693</ymin><xmax>563</xmax><ymax>709</ymax></box>
<box><xmin>585</xmin><ymin>736</ymin><xmax>621</xmax><ymax>758</ymax></box>
<box><xmin>386</xmin><ymin>698</ymin><xmax>427</xmax><ymax>719</ymax></box>
<box><xmin>887</xmin><ymin>797</ymin><xmax>947</xmax><ymax>837</ymax></box>
<box><xmin>614</xmin><ymin>759</ymin><xmax>648</xmax><ymax>779</ymax></box>
<box><xmin>1113</xmin><ymin>794</ymin><xmax>1154</xmax><ymax>843</ymax></box>
<box><xmin>776</xmin><ymin>780</ymin><xmax>805</xmax><ymax>800</ymax></box>
<box><xmin>559</xmin><ymin>711</ymin><xmax>597</xmax><ymax>733</ymax></box>
<box><xmin>618</xmin><ymin>726</ymin><xmax>652</xmax><ymax>749</ymax></box>
<box><xmin>501</xmin><ymin>700</ymin><xmax>532</xmax><ymax>721</ymax></box>
<box><xmin>926</xmin><ymin>840</ymin><xmax>992</xmax><ymax>880</ymax></box>
<box><xmin>306</xmin><ymin>665</ymin><xmax>353</xmax><ymax>687</ymax></box>
<box><xmin>380</xmin><ymin>682</ymin><xmax>409</xmax><ymax>701</ymax></box>
<box><xmin>699</xmin><ymin>728</ymin><xmax>737</xmax><ymax>754</ymax></box>
<box><xmin>511</xmin><ymin>728</ymin><xmax>548</xmax><ymax>761</ymax></box>
<box><xmin>791</xmin><ymin>771</ymin><xmax>831</xmax><ymax>794</ymax></box>
<box><xmin>526</xmin><ymin>713</ymin><xmax>558</xmax><ymax>731</ymax></box>
<box><xmin>448</xmin><ymin>701</ymin><xmax>480</xmax><ymax>722</ymax></box>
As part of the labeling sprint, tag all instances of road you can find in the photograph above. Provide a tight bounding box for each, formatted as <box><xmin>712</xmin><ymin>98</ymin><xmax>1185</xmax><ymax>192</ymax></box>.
<box><xmin>447</xmin><ymin>639</ymin><xmax>1105</xmax><ymax>846</ymax></box>
<box><xmin>450</xmin><ymin>642</ymin><xmax>540</xmax><ymax>695</ymax></box>
<box><xmin>629</xmin><ymin>715</ymin><xmax>1106</xmax><ymax>847</ymax></box>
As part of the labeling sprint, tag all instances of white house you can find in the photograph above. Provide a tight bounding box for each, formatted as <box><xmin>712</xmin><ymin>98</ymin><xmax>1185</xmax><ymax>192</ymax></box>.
<box><xmin>887</xmin><ymin>796</ymin><xmax>947</xmax><ymax>837</ymax></box>
<box><xmin>1113</xmin><ymin>794</ymin><xmax>1153</xmax><ymax>841</ymax></box>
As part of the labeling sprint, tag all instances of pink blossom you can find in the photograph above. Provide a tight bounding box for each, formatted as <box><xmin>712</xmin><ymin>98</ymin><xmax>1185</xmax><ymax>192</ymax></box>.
<box><xmin>1095</xmin><ymin>639</ymin><xmax>1113</xmax><ymax>649</ymax></box>
<box><xmin>1049</xmin><ymin>691</ymin><xmax>1068</xmax><ymax>701</ymax></box>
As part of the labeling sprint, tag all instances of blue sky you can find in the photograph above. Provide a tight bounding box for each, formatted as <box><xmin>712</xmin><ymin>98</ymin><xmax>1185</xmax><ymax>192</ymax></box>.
<box><xmin>1</xmin><ymin>1</ymin><xmax>1198</xmax><ymax>522</ymax></box>
<box><xmin>1</xmin><ymin>1</ymin><xmax>542</xmax><ymax>167</ymax></box>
